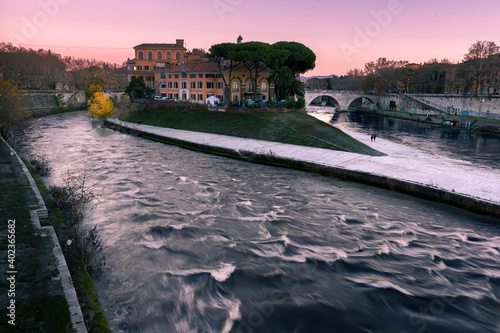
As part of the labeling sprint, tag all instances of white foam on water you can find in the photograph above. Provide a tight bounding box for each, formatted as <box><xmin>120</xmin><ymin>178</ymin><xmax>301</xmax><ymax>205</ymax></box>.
<box><xmin>211</xmin><ymin>263</ymin><xmax>236</xmax><ymax>282</ymax></box>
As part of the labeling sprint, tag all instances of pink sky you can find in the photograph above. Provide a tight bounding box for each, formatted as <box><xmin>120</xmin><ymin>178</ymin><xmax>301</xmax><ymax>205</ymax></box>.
<box><xmin>1</xmin><ymin>0</ymin><xmax>499</xmax><ymax>76</ymax></box>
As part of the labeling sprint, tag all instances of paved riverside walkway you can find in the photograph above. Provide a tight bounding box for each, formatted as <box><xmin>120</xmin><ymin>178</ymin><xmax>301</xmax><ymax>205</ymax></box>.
<box><xmin>0</xmin><ymin>136</ymin><xmax>86</xmax><ymax>332</ymax></box>
<box><xmin>107</xmin><ymin>118</ymin><xmax>500</xmax><ymax>214</ymax></box>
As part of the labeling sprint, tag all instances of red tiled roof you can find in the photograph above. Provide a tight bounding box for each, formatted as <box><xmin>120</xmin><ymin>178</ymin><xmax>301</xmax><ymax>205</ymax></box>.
<box><xmin>163</xmin><ymin>60</ymin><xmax>222</xmax><ymax>73</ymax></box>
<box><xmin>134</xmin><ymin>43</ymin><xmax>185</xmax><ymax>50</ymax></box>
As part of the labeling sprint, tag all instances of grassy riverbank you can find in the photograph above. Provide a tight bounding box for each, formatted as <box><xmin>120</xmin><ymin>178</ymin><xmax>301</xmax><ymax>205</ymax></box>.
<box><xmin>0</xmin><ymin>140</ymin><xmax>72</xmax><ymax>332</ymax></box>
<box><xmin>121</xmin><ymin>109</ymin><xmax>384</xmax><ymax>156</ymax></box>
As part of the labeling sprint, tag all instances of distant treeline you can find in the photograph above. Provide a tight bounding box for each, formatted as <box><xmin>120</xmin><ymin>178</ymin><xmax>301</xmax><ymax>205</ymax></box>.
<box><xmin>307</xmin><ymin>40</ymin><xmax>500</xmax><ymax>96</ymax></box>
<box><xmin>0</xmin><ymin>42</ymin><xmax>128</xmax><ymax>91</ymax></box>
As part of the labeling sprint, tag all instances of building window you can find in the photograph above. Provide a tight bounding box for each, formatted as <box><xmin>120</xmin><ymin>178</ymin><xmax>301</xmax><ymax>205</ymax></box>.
<box><xmin>182</xmin><ymin>72</ymin><xmax>187</xmax><ymax>78</ymax></box>
<box><xmin>168</xmin><ymin>93</ymin><xmax>173</xmax><ymax>99</ymax></box>
<box><xmin>137</xmin><ymin>65</ymin><xmax>142</xmax><ymax>70</ymax></box>
<box><xmin>190</xmin><ymin>74</ymin><xmax>196</xmax><ymax>78</ymax></box>
<box><xmin>206</xmin><ymin>82</ymin><xmax>214</xmax><ymax>89</ymax></box>
<box><xmin>167</xmin><ymin>51</ymin><xmax>172</xmax><ymax>60</ymax></box>
<box><xmin>232</xmin><ymin>81</ymin><xmax>239</xmax><ymax>92</ymax></box>
<box><xmin>261</xmin><ymin>81</ymin><xmax>267</xmax><ymax>92</ymax></box>
<box><xmin>182</xmin><ymin>93</ymin><xmax>187</xmax><ymax>100</ymax></box>
<box><xmin>191</xmin><ymin>81</ymin><xmax>196</xmax><ymax>89</ymax></box>
<box><xmin>160</xmin><ymin>72</ymin><xmax>166</xmax><ymax>79</ymax></box>
<box><xmin>176</xmin><ymin>51</ymin><xmax>181</xmax><ymax>60</ymax></box>
<box><xmin>191</xmin><ymin>93</ymin><xmax>196</xmax><ymax>100</ymax></box>
<box><xmin>198</xmin><ymin>94</ymin><xmax>203</xmax><ymax>101</ymax></box>
<box><xmin>206</xmin><ymin>74</ymin><xmax>215</xmax><ymax>78</ymax></box>
<box><xmin>148</xmin><ymin>51</ymin><xmax>153</xmax><ymax>61</ymax></box>
<box><xmin>181</xmin><ymin>82</ymin><xmax>187</xmax><ymax>89</ymax></box>
<box><xmin>247</xmin><ymin>81</ymin><xmax>253</xmax><ymax>92</ymax></box>
<box><xmin>175</xmin><ymin>75</ymin><xmax>179</xmax><ymax>78</ymax></box>
<box><xmin>160</xmin><ymin>84</ymin><xmax>166</xmax><ymax>89</ymax></box>
<box><xmin>144</xmin><ymin>66</ymin><xmax>149</xmax><ymax>70</ymax></box>
<box><xmin>174</xmin><ymin>93</ymin><xmax>179</xmax><ymax>99</ymax></box>
<box><xmin>157</xmin><ymin>51</ymin><xmax>162</xmax><ymax>59</ymax></box>
<box><xmin>168</xmin><ymin>82</ymin><xmax>172</xmax><ymax>88</ymax></box>
<box><xmin>174</xmin><ymin>82</ymin><xmax>178</xmax><ymax>89</ymax></box>
<box><xmin>161</xmin><ymin>93</ymin><xmax>166</xmax><ymax>97</ymax></box>
<box><xmin>198</xmin><ymin>81</ymin><xmax>203</xmax><ymax>89</ymax></box>
<box><xmin>217</xmin><ymin>82</ymin><xmax>224</xmax><ymax>89</ymax></box>
<box><xmin>138</xmin><ymin>51</ymin><xmax>144</xmax><ymax>60</ymax></box>
<box><xmin>199</xmin><ymin>74</ymin><xmax>203</xmax><ymax>78</ymax></box>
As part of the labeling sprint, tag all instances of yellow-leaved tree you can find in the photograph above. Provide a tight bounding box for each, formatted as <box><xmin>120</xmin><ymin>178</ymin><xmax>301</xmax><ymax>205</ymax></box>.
<box><xmin>88</xmin><ymin>92</ymin><xmax>114</xmax><ymax>121</ymax></box>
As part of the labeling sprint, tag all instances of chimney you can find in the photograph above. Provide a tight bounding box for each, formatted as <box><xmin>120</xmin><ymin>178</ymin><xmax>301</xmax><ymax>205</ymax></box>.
<box><xmin>176</xmin><ymin>39</ymin><xmax>184</xmax><ymax>47</ymax></box>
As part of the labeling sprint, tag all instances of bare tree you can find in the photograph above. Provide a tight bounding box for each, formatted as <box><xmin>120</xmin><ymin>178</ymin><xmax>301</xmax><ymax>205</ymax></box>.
<box><xmin>464</xmin><ymin>40</ymin><xmax>500</xmax><ymax>95</ymax></box>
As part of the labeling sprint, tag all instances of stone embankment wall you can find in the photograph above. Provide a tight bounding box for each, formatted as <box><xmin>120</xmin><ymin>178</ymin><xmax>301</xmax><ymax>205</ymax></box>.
<box><xmin>378</xmin><ymin>94</ymin><xmax>443</xmax><ymax>115</ymax></box>
<box><xmin>25</xmin><ymin>90</ymin><xmax>125</xmax><ymax>112</ymax></box>
<box><xmin>407</xmin><ymin>94</ymin><xmax>500</xmax><ymax>119</ymax></box>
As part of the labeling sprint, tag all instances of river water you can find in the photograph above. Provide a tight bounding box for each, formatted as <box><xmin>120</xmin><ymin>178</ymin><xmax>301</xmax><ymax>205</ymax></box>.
<box><xmin>17</xmin><ymin>111</ymin><xmax>500</xmax><ymax>333</ymax></box>
<box><xmin>309</xmin><ymin>107</ymin><xmax>500</xmax><ymax>169</ymax></box>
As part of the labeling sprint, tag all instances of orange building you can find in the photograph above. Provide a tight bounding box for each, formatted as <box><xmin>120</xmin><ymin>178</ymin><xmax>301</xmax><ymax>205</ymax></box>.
<box><xmin>155</xmin><ymin>59</ymin><xmax>273</xmax><ymax>105</ymax></box>
<box><xmin>127</xmin><ymin>39</ymin><xmax>187</xmax><ymax>89</ymax></box>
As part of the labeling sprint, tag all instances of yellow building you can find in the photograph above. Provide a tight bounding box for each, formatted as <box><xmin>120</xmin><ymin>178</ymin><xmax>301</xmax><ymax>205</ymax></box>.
<box><xmin>156</xmin><ymin>59</ymin><xmax>273</xmax><ymax>105</ymax></box>
<box><xmin>127</xmin><ymin>40</ymin><xmax>187</xmax><ymax>89</ymax></box>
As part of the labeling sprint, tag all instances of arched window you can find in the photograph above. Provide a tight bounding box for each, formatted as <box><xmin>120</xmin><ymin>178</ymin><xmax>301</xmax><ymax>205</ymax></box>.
<box><xmin>157</xmin><ymin>51</ymin><xmax>162</xmax><ymax>60</ymax></box>
<box><xmin>232</xmin><ymin>81</ymin><xmax>239</xmax><ymax>92</ymax></box>
<box><xmin>160</xmin><ymin>84</ymin><xmax>166</xmax><ymax>89</ymax></box>
<box><xmin>138</xmin><ymin>51</ymin><xmax>144</xmax><ymax>60</ymax></box>
<box><xmin>148</xmin><ymin>51</ymin><xmax>153</xmax><ymax>61</ymax></box>
<box><xmin>247</xmin><ymin>81</ymin><xmax>253</xmax><ymax>92</ymax></box>
<box><xmin>175</xmin><ymin>51</ymin><xmax>181</xmax><ymax>60</ymax></box>
<box><xmin>261</xmin><ymin>81</ymin><xmax>268</xmax><ymax>92</ymax></box>
<box><xmin>167</xmin><ymin>51</ymin><xmax>172</xmax><ymax>60</ymax></box>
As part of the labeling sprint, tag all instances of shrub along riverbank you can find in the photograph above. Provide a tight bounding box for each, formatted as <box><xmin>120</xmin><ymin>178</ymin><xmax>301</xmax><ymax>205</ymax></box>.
<box><xmin>121</xmin><ymin>109</ymin><xmax>384</xmax><ymax>156</ymax></box>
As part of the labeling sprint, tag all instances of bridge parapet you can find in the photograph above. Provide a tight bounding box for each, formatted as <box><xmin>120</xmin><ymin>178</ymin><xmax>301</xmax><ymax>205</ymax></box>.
<box><xmin>305</xmin><ymin>90</ymin><xmax>379</xmax><ymax>110</ymax></box>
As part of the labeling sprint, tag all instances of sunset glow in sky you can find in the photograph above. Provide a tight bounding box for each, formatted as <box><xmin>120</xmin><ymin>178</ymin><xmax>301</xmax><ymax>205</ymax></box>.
<box><xmin>1</xmin><ymin>0</ymin><xmax>499</xmax><ymax>76</ymax></box>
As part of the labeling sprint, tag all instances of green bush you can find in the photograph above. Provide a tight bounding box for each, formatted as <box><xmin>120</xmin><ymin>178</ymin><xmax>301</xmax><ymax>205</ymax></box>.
<box><xmin>296</xmin><ymin>97</ymin><xmax>305</xmax><ymax>109</ymax></box>
<box><xmin>285</xmin><ymin>98</ymin><xmax>297</xmax><ymax>109</ymax></box>
<box><xmin>54</xmin><ymin>93</ymin><xmax>66</xmax><ymax>110</ymax></box>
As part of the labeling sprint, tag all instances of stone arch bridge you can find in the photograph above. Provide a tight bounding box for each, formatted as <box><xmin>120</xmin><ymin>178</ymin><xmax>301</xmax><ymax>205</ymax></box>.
<box><xmin>305</xmin><ymin>90</ymin><xmax>379</xmax><ymax>111</ymax></box>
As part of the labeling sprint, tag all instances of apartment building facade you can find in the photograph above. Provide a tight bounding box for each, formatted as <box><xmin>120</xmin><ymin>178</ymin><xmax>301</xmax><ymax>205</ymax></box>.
<box><xmin>155</xmin><ymin>60</ymin><xmax>272</xmax><ymax>104</ymax></box>
<box><xmin>126</xmin><ymin>39</ymin><xmax>188</xmax><ymax>89</ymax></box>
<box><xmin>127</xmin><ymin>40</ymin><xmax>274</xmax><ymax>104</ymax></box>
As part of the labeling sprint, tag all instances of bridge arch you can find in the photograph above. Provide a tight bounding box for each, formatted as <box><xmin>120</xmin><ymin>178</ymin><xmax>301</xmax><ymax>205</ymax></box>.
<box><xmin>308</xmin><ymin>95</ymin><xmax>341</xmax><ymax>110</ymax></box>
<box><xmin>346</xmin><ymin>96</ymin><xmax>377</xmax><ymax>110</ymax></box>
